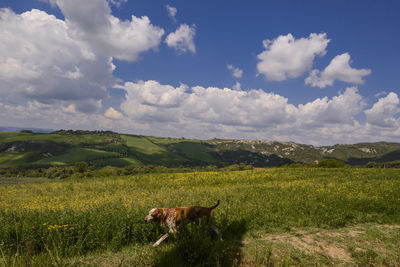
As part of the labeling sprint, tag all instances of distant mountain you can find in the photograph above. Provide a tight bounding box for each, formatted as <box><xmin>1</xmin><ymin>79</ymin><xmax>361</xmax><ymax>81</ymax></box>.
<box><xmin>0</xmin><ymin>126</ymin><xmax>54</xmax><ymax>133</ymax></box>
<box><xmin>0</xmin><ymin>130</ymin><xmax>400</xmax><ymax>168</ymax></box>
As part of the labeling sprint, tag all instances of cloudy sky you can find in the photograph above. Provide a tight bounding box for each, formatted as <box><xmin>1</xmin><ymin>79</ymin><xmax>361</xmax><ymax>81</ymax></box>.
<box><xmin>1</xmin><ymin>0</ymin><xmax>399</xmax><ymax>145</ymax></box>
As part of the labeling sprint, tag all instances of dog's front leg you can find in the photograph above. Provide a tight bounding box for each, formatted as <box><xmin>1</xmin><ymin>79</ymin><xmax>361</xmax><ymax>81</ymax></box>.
<box><xmin>212</xmin><ymin>225</ymin><xmax>223</xmax><ymax>240</ymax></box>
<box><xmin>152</xmin><ymin>233</ymin><xmax>169</xmax><ymax>247</ymax></box>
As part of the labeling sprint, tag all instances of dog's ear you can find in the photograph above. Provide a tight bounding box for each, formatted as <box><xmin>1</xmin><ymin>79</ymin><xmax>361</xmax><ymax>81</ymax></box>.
<box><xmin>157</xmin><ymin>209</ymin><xmax>165</xmax><ymax>226</ymax></box>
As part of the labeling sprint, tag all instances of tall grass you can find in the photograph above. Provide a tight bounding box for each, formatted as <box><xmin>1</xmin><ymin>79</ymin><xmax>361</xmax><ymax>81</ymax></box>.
<box><xmin>0</xmin><ymin>168</ymin><xmax>400</xmax><ymax>264</ymax></box>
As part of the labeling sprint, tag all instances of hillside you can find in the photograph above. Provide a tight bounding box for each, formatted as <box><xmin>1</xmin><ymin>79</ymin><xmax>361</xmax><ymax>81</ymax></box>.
<box><xmin>1</xmin><ymin>130</ymin><xmax>400</xmax><ymax>168</ymax></box>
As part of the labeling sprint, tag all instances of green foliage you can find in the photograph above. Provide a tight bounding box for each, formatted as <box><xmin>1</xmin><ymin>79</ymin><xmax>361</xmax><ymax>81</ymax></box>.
<box><xmin>154</xmin><ymin>221</ymin><xmax>242</xmax><ymax>266</ymax></box>
<box><xmin>1</xmin><ymin>131</ymin><xmax>400</xmax><ymax>168</ymax></box>
<box><xmin>74</xmin><ymin>162</ymin><xmax>88</xmax><ymax>173</ymax></box>
<box><xmin>36</xmin><ymin>148</ymin><xmax>119</xmax><ymax>166</ymax></box>
<box><xmin>366</xmin><ymin>161</ymin><xmax>400</xmax><ymax>168</ymax></box>
<box><xmin>317</xmin><ymin>159</ymin><xmax>348</xmax><ymax>168</ymax></box>
<box><xmin>222</xmin><ymin>164</ymin><xmax>253</xmax><ymax>171</ymax></box>
<box><xmin>96</xmin><ymin>166</ymin><xmax>121</xmax><ymax>177</ymax></box>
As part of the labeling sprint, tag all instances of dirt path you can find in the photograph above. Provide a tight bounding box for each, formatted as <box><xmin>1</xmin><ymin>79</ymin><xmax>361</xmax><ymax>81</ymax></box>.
<box><xmin>242</xmin><ymin>224</ymin><xmax>400</xmax><ymax>266</ymax></box>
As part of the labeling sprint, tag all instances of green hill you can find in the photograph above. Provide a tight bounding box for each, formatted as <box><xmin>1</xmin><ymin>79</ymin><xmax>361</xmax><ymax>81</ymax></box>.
<box><xmin>1</xmin><ymin>130</ymin><xmax>400</xmax><ymax>168</ymax></box>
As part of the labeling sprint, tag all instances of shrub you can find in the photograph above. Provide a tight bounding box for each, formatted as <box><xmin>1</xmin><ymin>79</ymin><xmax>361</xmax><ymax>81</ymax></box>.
<box><xmin>317</xmin><ymin>159</ymin><xmax>347</xmax><ymax>168</ymax></box>
<box><xmin>74</xmin><ymin>162</ymin><xmax>88</xmax><ymax>173</ymax></box>
<box><xmin>96</xmin><ymin>166</ymin><xmax>119</xmax><ymax>177</ymax></box>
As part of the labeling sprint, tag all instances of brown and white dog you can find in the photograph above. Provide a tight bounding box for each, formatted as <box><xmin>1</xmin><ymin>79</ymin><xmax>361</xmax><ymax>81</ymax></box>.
<box><xmin>144</xmin><ymin>200</ymin><xmax>221</xmax><ymax>246</ymax></box>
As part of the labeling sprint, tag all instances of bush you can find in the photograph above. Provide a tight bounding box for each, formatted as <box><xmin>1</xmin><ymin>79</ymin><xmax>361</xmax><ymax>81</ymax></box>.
<box><xmin>317</xmin><ymin>159</ymin><xmax>347</xmax><ymax>168</ymax></box>
<box><xmin>96</xmin><ymin>166</ymin><xmax>120</xmax><ymax>177</ymax></box>
<box><xmin>74</xmin><ymin>162</ymin><xmax>88</xmax><ymax>173</ymax></box>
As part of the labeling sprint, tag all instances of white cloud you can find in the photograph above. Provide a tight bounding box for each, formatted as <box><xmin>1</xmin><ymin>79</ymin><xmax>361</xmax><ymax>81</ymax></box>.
<box><xmin>119</xmin><ymin>80</ymin><xmax>188</xmax><ymax>122</ymax></box>
<box><xmin>121</xmin><ymin>81</ymin><xmax>292</xmax><ymax>126</ymax></box>
<box><xmin>257</xmin><ymin>33</ymin><xmax>330</xmax><ymax>81</ymax></box>
<box><xmin>0</xmin><ymin>99</ymin><xmax>141</xmax><ymax>132</ymax></box>
<box><xmin>119</xmin><ymin>80</ymin><xmax>297</xmax><ymax>128</ymax></box>
<box><xmin>185</xmin><ymin>85</ymin><xmax>296</xmax><ymax>128</ymax></box>
<box><xmin>365</xmin><ymin>92</ymin><xmax>400</xmax><ymax>127</ymax></box>
<box><xmin>104</xmin><ymin>107</ymin><xmax>123</xmax><ymax>119</ymax></box>
<box><xmin>0</xmin><ymin>1</ymin><xmax>167</xmax><ymax>114</ymax></box>
<box><xmin>2</xmin><ymin>78</ymin><xmax>400</xmax><ymax>145</ymax></box>
<box><xmin>232</xmin><ymin>82</ymin><xmax>241</xmax><ymax>91</ymax></box>
<box><xmin>165</xmin><ymin>24</ymin><xmax>196</xmax><ymax>54</ymax></box>
<box><xmin>0</xmin><ymin>4</ymin><xmax>398</xmax><ymax>145</ymax></box>
<box><xmin>107</xmin><ymin>0</ymin><xmax>127</xmax><ymax>8</ymax></box>
<box><xmin>227</xmin><ymin>64</ymin><xmax>243</xmax><ymax>78</ymax></box>
<box><xmin>297</xmin><ymin>87</ymin><xmax>364</xmax><ymax>126</ymax></box>
<box><xmin>166</xmin><ymin>5</ymin><xmax>177</xmax><ymax>22</ymax></box>
<box><xmin>48</xmin><ymin>0</ymin><xmax>164</xmax><ymax>61</ymax></box>
<box><xmin>118</xmin><ymin>81</ymin><xmax>366</xmax><ymax>132</ymax></box>
<box><xmin>62</xmin><ymin>104</ymin><xmax>77</xmax><ymax>113</ymax></box>
<box><xmin>115</xmin><ymin>81</ymin><xmax>400</xmax><ymax>145</ymax></box>
<box><xmin>305</xmin><ymin>53</ymin><xmax>371</xmax><ymax>88</ymax></box>
<box><xmin>374</xmin><ymin>91</ymin><xmax>387</xmax><ymax>98</ymax></box>
<box><xmin>0</xmin><ymin>8</ymin><xmax>114</xmax><ymax>112</ymax></box>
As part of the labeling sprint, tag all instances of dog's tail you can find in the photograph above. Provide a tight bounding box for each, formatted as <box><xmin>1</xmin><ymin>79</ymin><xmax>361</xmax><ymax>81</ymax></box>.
<box><xmin>209</xmin><ymin>200</ymin><xmax>220</xmax><ymax>210</ymax></box>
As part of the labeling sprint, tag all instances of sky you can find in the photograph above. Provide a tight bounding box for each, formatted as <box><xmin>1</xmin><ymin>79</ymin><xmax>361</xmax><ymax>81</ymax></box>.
<box><xmin>0</xmin><ymin>0</ymin><xmax>399</xmax><ymax>145</ymax></box>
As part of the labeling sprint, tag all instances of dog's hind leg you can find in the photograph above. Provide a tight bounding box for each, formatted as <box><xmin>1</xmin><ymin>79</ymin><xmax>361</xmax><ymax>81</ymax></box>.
<box><xmin>152</xmin><ymin>233</ymin><xmax>169</xmax><ymax>247</ymax></box>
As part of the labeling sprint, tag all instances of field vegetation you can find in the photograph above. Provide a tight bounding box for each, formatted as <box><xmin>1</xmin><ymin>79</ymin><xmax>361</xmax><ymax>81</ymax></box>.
<box><xmin>2</xmin><ymin>131</ymin><xmax>400</xmax><ymax>169</ymax></box>
<box><xmin>1</xmin><ymin>168</ymin><xmax>399</xmax><ymax>266</ymax></box>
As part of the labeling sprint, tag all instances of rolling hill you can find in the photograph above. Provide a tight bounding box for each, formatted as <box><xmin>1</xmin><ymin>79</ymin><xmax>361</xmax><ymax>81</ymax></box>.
<box><xmin>1</xmin><ymin>130</ymin><xmax>400</xmax><ymax>168</ymax></box>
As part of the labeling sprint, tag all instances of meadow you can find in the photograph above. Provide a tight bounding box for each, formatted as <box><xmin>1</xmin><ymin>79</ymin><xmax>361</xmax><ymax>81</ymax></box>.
<box><xmin>0</xmin><ymin>168</ymin><xmax>400</xmax><ymax>266</ymax></box>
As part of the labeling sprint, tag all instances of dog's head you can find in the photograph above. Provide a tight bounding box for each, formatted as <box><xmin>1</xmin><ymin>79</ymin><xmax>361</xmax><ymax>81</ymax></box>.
<box><xmin>144</xmin><ymin>208</ymin><xmax>163</xmax><ymax>224</ymax></box>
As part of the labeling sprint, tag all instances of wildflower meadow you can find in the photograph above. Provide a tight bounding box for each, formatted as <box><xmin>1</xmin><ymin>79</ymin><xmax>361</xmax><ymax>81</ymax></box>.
<box><xmin>1</xmin><ymin>168</ymin><xmax>400</xmax><ymax>266</ymax></box>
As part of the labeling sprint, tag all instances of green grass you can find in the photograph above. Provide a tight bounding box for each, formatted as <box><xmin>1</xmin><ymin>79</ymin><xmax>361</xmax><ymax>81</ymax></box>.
<box><xmin>122</xmin><ymin>135</ymin><xmax>165</xmax><ymax>154</ymax></box>
<box><xmin>121</xmin><ymin>135</ymin><xmax>189</xmax><ymax>166</ymax></box>
<box><xmin>147</xmin><ymin>137</ymin><xmax>217</xmax><ymax>163</ymax></box>
<box><xmin>0</xmin><ymin>152</ymin><xmax>35</xmax><ymax>167</ymax></box>
<box><xmin>2</xmin><ymin>132</ymin><xmax>400</xmax><ymax>168</ymax></box>
<box><xmin>169</xmin><ymin>142</ymin><xmax>217</xmax><ymax>163</ymax></box>
<box><xmin>0</xmin><ymin>132</ymin><xmax>111</xmax><ymax>145</ymax></box>
<box><xmin>0</xmin><ymin>176</ymin><xmax>52</xmax><ymax>185</ymax></box>
<box><xmin>34</xmin><ymin>148</ymin><xmax>119</xmax><ymax>165</ymax></box>
<box><xmin>0</xmin><ymin>168</ymin><xmax>400</xmax><ymax>265</ymax></box>
<box><xmin>90</xmin><ymin>157</ymin><xmax>143</xmax><ymax>167</ymax></box>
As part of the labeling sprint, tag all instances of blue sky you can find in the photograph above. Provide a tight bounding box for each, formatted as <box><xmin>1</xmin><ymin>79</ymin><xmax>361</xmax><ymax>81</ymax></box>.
<box><xmin>0</xmin><ymin>0</ymin><xmax>399</xmax><ymax>145</ymax></box>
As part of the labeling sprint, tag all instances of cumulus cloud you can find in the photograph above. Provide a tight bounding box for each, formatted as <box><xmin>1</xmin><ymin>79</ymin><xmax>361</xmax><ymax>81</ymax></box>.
<box><xmin>113</xmin><ymin>80</ymin><xmax>400</xmax><ymax>145</ymax></box>
<box><xmin>166</xmin><ymin>5</ymin><xmax>177</xmax><ymax>22</ymax></box>
<box><xmin>0</xmin><ymin>0</ymin><xmax>167</xmax><ymax>115</ymax></box>
<box><xmin>47</xmin><ymin>0</ymin><xmax>164</xmax><ymax>61</ymax></box>
<box><xmin>0</xmin><ymin>99</ymin><xmax>145</xmax><ymax>132</ymax></box>
<box><xmin>227</xmin><ymin>64</ymin><xmax>243</xmax><ymax>78</ymax></box>
<box><xmin>257</xmin><ymin>33</ymin><xmax>330</xmax><ymax>81</ymax></box>
<box><xmin>104</xmin><ymin>107</ymin><xmax>123</xmax><ymax>119</ymax></box>
<box><xmin>165</xmin><ymin>24</ymin><xmax>196</xmax><ymax>54</ymax></box>
<box><xmin>120</xmin><ymin>80</ymin><xmax>188</xmax><ymax>122</ymax></box>
<box><xmin>297</xmin><ymin>87</ymin><xmax>364</xmax><ymax>126</ymax></box>
<box><xmin>305</xmin><ymin>53</ymin><xmax>371</xmax><ymax>88</ymax></box>
<box><xmin>0</xmin><ymin>4</ymin><xmax>398</xmax><ymax>145</ymax></box>
<box><xmin>118</xmin><ymin>81</ymin><xmax>366</xmax><ymax>133</ymax></box>
<box><xmin>2</xmin><ymin>77</ymin><xmax>400</xmax><ymax>144</ymax></box>
<box><xmin>119</xmin><ymin>80</ymin><xmax>297</xmax><ymax>128</ymax></box>
<box><xmin>232</xmin><ymin>82</ymin><xmax>241</xmax><ymax>91</ymax></box>
<box><xmin>365</xmin><ymin>92</ymin><xmax>400</xmax><ymax>127</ymax></box>
<box><xmin>0</xmin><ymin>8</ymin><xmax>114</xmax><ymax>112</ymax></box>
<box><xmin>107</xmin><ymin>0</ymin><xmax>127</xmax><ymax>8</ymax></box>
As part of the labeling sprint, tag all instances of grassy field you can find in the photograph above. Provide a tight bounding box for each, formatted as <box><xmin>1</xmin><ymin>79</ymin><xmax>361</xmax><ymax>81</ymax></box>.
<box><xmin>0</xmin><ymin>168</ymin><xmax>400</xmax><ymax>266</ymax></box>
<box><xmin>35</xmin><ymin>148</ymin><xmax>120</xmax><ymax>166</ymax></box>
<box><xmin>0</xmin><ymin>132</ymin><xmax>111</xmax><ymax>145</ymax></box>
